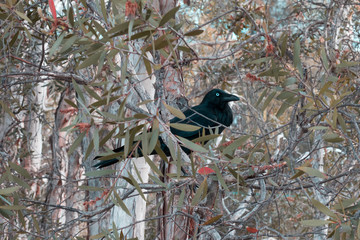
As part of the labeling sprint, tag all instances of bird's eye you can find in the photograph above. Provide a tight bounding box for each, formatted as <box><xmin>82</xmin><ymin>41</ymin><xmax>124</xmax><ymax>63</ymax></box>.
<box><xmin>216</xmin><ymin>93</ymin><xmax>220</xmax><ymax>97</ymax></box>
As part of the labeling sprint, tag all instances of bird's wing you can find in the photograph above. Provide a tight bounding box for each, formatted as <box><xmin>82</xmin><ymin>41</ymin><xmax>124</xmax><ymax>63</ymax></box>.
<box><xmin>170</xmin><ymin>105</ymin><xmax>218</xmax><ymax>139</ymax></box>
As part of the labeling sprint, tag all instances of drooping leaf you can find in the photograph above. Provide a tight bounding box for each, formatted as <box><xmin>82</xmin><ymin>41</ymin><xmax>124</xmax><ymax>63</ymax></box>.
<box><xmin>191</xmin><ymin>178</ymin><xmax>207</xmax><ymax>206</ymax></box>
<box><xmin>202</xmin><ymin>215</ymin><xmax>223</xmax><ymax>225</ymax></box>
<box><xmin>177</xmin><ymin>187</ymin><xmax>186</xmax><ymax>209</ymax></box>
<box><xmin>223</xmin><ymin>135</ymin><xmax>250</xmax><ymax>155</ymax></box>
<box><xmin>293</xmin><ymin>37</ymin><xmax>303</xmax><ymax>75</ymax></box>
<box><xmin>113</xmin><ymin>191</ymin><xmax>131</xmax><ymax>216</ymax></box>
<box><xmin>311</xmin><ymin>198</ymin><xmax>337</xmax><ymax>218</ymax></box>
<box><xmin>296</xmin><ymin>167</ymin><xmax>327</xmax><ymax>179</ymax></box>
<box><xmin>60</xmin><ymin>35</ymin><xmax>78</xmax><ymax>53</ymax></box>
<box><xmin>8</xmin><ymin>162</ymin><xmax>31</xmax><ymax>179</ymax></box>
<box><xmin>0</xmin><ymin>205</ymin><xmax>27</xmax><ymax>210</ymax></box>
<box><xmin>49</xmin><ymin>32</ymin><xmax>65</xmax><ymax>57</ymax></box>
<box><xmin>15</xmin><ymin>10</ymin><xmax>32</xmax><ymax>23</ymax></box>
<box><xmin>76</xmin><ymin>51</ymin><xmax>102</xmax><ymax>70</ymax></box>
<box><xmin>320</xmin><ymin>47</ymin><xmax>329</xmax><ymax>69</ymax></box>
<box><xmin>143</xmin><ymin>154</ymin><xmax>163</xmax><ymax>176</ymax></box>
<box><xmin>301</xmin><ymin>219</ymin><xmax>333</xmax><ymax>227</ymax></box>
<box><xmin>127</xmin><ymin>171</ymin><xmax>146</xmax><ymax>201</ymax></box>
<box><xmin>336</xmin><ymin>61</ymin><xmax>360</xmax><ymax>68</ymax></box>
<box><xmin>213</xmin><ymin>164</ymin><xmax>229</xmax><ymax>191</ymax></box>
<box><xmin>170</xmin><ymin>123</ymin><xmax>201</xmax><ymax>132</ymax></box>
<box><xmin>250</xmin><ymin>57</ymin><xmax>272</xmax><ymax>65</ymax></box>
<box><xmin>68</xmin><ymin>131</ymin><xmax>86</xmax><ymax>155</ymax></box>
<box><xmin>276</xmin><ymin>96</ymin><xmax>300</xmax><ymax>118</ymax></box>
<box><xmin>262</xmin><ymin>91</ymin><xmax>276</xmax><ymax>111</ymax></box>
<box><xmin>177</xmin><ymin>136</ymin><xmax>208</xmax><ymax>153</ymax></box>
<box><xmin>158</xmin><ymin>6</ymin><xmax>180</xmax><ymax>27</ymax></box>
<box><xmin>163</xmin><ymin>102</ymin><xmax>186</xmax><ymax>119</ymax></box>
<box><xmin>323</xmin><ymin>133</ymin><xmax>344</xmax><ymax>143</ymax></box>
<box><xmin>0</xmin><ymin>186</ymin><xmax>21</xmax><ymax>195</ymax></box>
<box><xmin>184</xmin><ymin>29</ymin><xmax>204</xmax><ymax>36</ymax></box>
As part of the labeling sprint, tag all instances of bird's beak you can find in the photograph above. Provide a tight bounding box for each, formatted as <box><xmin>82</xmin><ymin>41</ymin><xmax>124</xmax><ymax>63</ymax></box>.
<box><xmin>223</xmin><ymin>93</ymin><xmax>240</xmax><ymax>102</ymax></box>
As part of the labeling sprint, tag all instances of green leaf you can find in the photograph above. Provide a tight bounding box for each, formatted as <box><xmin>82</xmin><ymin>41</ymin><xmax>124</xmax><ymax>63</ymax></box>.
<box><xmin>100</xmin><ymin>0</ymin><xmax>107</xmax><ymax>23</ymax></box>
<box><xmin>279</xmin><ymin>32</ymin><xmax>288</xmax><ymax>57</ymax></box>
<box><xmin>85</xmin><ymin>169</ymin><xmax>116</xmax><ymax>177</ymax></box>
<box><xmin>0</xmin><ymin>186</ymin><xmax>21</xmax><ymax>195</ymax></box>
<box><xmin>143</xmin><ymin>34</ymin><xmax>176</xmax><ymax>52</ymax></box>
<box><xmin>0</xmin><ymin>205</ymin><xmax>26</xmax><ymax>210</ymax></box>
<box><xmin>158</xmin><ymin>6</ymin><xmax>180</xmax><ymax>27</ymax></box>
<box><xmin>12</xmin><ymin>175</ymin><xmax>30</xmax><ymax>189</ymax></box>
<box><xmin>202</xmin><ymin>215</ymin><xmax>223</xmax><ymax>225</ymax></box>
<box><xmin>228</xmin><ymin>167</ymin><xmax>246</xmax><ymax>185</ymax></box>
<box><xmin>256</xmin><ymin>89</ymin><xmax>268</xmax><ymax>107</ymax></box>
<box><xmin>170</xmin><ymin>123</ymin><xmax>201</xmax><ymax>132</ymax></box>
<box><xmin>15</xmin><ymin>10</ymin><xmax>32</xmax><ymax>23</ymax></box>
<box><xmin>90</xmin><ymin>95</ymin><xmax>121</xmax><ymax>109</ymax></box>
<box><xmin>113</xmin><ymin>191</ymin><xmax>131</xmax><ymax>216</ymax></box>
<box><xmin>177</xmin><ymin>136</ymin><xmax>208</xmax><ymax>153</ymax></box>
<box><xmin>64</xmin><ymin>98</ymin><xmax>78</xmax><ymax>109</ymax></box>
<box><xmin>320</xmin><ymin>47</ymin><xmax>329</xmax><ymax>69</ymax></box>
<box><xmin>213</xmin><ymin>164</ymin><xmax>229</xmax><ymax>191</ymax></box>
<box><xmin>128</xmin><ymin>19</ymin><xmax>134</xmax><ymax>41</ymax></box>
<box><xmin>49</xmin><ymin>32</ymin><xmax>65</xmax><ymax>57</ymax></box>
<box><xmin>309</xmin><ymin>126</ymin><xmax>328</xmax><ymax>131</ymax></box>
<box><xmin>301</xmin><ymin>219</ymin><xmax>333</xmax><ymax>227</ymax></box>
<box><xmin>177</xmin><ymin>46</ymin><xmax>191</xmax><ymax>52</ymax></box>
<box><xmin>191</xmin><ymin>178</ymin><xmax>207</xmax><ymax>206</ymax></box>
<box><xmin>184</xmin><ymin>29</ymin><xmax>204</xmax><ymax>36</ymax></box>
<box><xmin>276</xmin><ymin>91</ymin><xmax>295</xmax><ymax>100</ymax></box>
<box><xmin>177</xmin><ymin>187</ymin><xmax>186</xmax><ymax>209</ymax></box>
<box><xmin>192</xmin><ymin>134</ymin><xmax>220</xmax><ymax>143</ymax></box>
<box><xmin>311</xmin><ymin>198</ymin><xmax>337</xmax><ymax>218</ymax></box>
<box><xmin>143</xmin><ymin>155</ymin><xmax>163</xmax><ymax>176</ymax></box>
<box><xmin>127</xmin><ymin>171</ymin><xmax>146</xmax><ymax>201</ymax></box>
<box><xmin>84</xmin><ymin>85</ymin><xmax>101</xmax><ymax>101</ymax></box>
<box><xmin>323</xmin><ymin>133</ymin><xmax>344</xmax><ymax>143</ymax></box>
<box><xmin>163</xmin><ymin>102</ymin><xmax>186</xmax><ymax>119</ymax></box>
<box><xmin>99</xmin><ymin>128</ymin><xmax>116</xmax><ymax>147</ymax></box>
<box><xmin>262</xmin><ymin>91</ymin><xmax>276</xmax><ymax>111</ymax></box>
<box><xmin>148</xmin><ymin>128</ymin><xmax>159</xmax><ymax>154</ymax></box>
<box><xmin>76</xmin><ymin>51</ymin><xmax>102</xmax><ymax>70</ymax></box>
<box><xmin>60</xmin><ymin>35</ymin><xmax>78</xmax><ymax>53</ymax></box>
<box><xmin>68</xmin><ymin>7</ymin><xmax>74</xmax><ymax>27</ymax></box>
<box><xmin>293</xmin><ymin>37</ymin><xmax>303</xmax><ymax>75</ymax></box>
<box><xmin>8</xmin><ymin>162</ymin><xmax>31</xmax><ymax>179</ymax></box>
<box><xmin>250</xmin><ymin>57</ymin><xmax>272</xmax><ymax>65</ymax></box>
<box><xmin>336</xmin><ymin>61</ymin><xmax>360</xmax><ymax>68</ymax></box>
<box><xmin>296</xmin><ymin>167</ymin><xmax>327</xmax><ymax>179</ymax></box>
<box><xmin>149</xmin><ymin>174</ymin><xmax>167</xmax><ymax>189</ymax></box>
<box><xmin>143</xmin><ymin>57</ymin><xmax>152</xmax><ymax>76</ymax></box>
<box><xmin>68</xmin><ymin>132</ymin><xmax>86</xmax><ymax>155</ymax></box>
<box><xmin>108</xmin><ymin>19</ymin><xmax>143</xmax><ymax>38</ymax></box>
<box><xmin>72</xmin><ymin>79</ymin><xmax>86</xmax><ymax>104</ymax></box>
<box><xmin>126</xmin><ymin>30</ymin><xmax>152</xmax><ymax>41</ymax></box>
<box><xmin>223</xmin><ymin>135</ymin><xmax>250</xmax><ymax>155</ymax></box>
<box><xmin>276</xmin><ymin>96</ymin><xmax>300</xmax><ymax>118</ymax></box>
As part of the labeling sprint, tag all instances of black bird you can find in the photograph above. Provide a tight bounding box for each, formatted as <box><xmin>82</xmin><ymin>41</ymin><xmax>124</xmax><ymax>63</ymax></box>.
<box><xmin>93</xmin><ymin>89</ymin><xmax>239</xmax><ymax>168</ymax></box>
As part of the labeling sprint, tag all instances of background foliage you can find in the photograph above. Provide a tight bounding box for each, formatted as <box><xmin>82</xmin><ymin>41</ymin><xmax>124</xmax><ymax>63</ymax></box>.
<box><xmin>1</xmin><ymin>0</ymin><xmax>360</xmax><ymax>239</ymax></box>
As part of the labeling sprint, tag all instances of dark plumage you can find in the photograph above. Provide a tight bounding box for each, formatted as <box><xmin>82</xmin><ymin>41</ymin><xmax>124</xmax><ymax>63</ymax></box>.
<box><xmin>93</xmin><ymin>89</ymin><xmax>239</xmax><ymax>168</ymax></box>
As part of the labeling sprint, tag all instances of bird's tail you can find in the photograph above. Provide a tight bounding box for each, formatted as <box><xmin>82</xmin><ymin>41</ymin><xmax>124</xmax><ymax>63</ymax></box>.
<box><xmin>93</xmin><ymin>142</ymin><xmax>143</xmax><ymax>168</ymax></box>
<box><xmin>92</xmin><ymin>158</ymin><xmax>120</xmax><ymax>168</ymax></box>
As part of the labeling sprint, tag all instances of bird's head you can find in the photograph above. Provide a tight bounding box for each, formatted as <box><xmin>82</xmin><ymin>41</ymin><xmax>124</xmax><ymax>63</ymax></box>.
<box><xmin>201</xmin><ymin>89</ymin><xmax>240</xmax><ymax>108</ymax></box>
